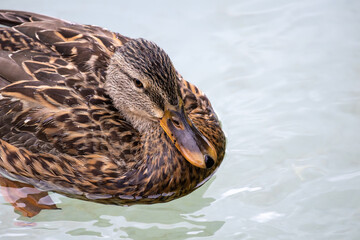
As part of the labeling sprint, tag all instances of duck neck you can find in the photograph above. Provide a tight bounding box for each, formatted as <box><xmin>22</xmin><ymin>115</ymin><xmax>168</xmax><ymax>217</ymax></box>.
<box><xmin>131</xmin><ymin>124</ymin><xmax>210</xmax><ymax>198</ymax></box>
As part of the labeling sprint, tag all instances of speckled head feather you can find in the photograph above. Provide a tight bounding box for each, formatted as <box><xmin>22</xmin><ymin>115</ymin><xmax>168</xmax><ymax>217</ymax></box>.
<box><xmin>105</xmin><ymin>38</ymin><xmax>183</xmax><ymax>132</ymax></box>
<box><xmin>118</xmin><ymin>38</ymin><xmax>179</xmax><ymax>107</ymax></box>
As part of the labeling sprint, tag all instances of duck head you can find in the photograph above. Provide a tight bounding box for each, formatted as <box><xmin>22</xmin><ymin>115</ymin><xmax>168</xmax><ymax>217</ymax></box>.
<box><xmin>105</xmin><ymin>38</ymin><xmax>217</xmax><ymax>169</ymax></box>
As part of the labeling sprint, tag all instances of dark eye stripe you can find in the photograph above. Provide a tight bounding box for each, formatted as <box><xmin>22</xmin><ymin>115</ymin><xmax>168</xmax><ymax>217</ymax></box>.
<box><xmin>117</xmin><ymin>68</ymin><xmax>145</xmax><ymax>89</ymax></box>
<box><xmin>118</xmin><ymin>68</ymin><xmax>133</xmax><ymax>81</ymax></box>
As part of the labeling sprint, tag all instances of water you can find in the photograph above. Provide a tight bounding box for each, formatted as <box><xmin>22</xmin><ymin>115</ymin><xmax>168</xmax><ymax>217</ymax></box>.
<box><xmin>1</xmin><ymin>0</ymin><xmax>360</xmax><ymax>239</ymax></box>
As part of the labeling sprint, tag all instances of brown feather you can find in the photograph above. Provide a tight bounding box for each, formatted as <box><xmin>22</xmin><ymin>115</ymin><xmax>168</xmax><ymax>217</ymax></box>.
<box><xmin>0</xmin><ymin>10</ymin><xmax>226</xmax><ymax>209</ymax></box>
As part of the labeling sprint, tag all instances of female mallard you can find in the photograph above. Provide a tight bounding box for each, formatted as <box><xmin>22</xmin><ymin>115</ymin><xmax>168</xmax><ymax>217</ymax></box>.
<box><xmin>0</xmin><ymin>10</ymin><xmax>225</xmax><ymax>209</ymax></box>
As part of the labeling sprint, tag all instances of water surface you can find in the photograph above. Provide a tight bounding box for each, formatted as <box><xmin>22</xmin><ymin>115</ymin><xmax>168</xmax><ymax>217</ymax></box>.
<box><xmin>1</xmin><ymin>0</ymin><xmax>360</xmax><ymax>239</ymax></box>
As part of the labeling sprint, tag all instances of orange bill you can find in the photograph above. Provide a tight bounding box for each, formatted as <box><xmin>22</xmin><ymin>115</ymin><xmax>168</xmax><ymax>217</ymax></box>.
<box><xmin>160</xmin><ymin>105</ymin><xmax>217</xmax><ymax>169</ymax></box>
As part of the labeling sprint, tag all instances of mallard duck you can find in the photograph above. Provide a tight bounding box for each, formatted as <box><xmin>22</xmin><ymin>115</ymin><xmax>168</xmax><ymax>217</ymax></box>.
<box><xmin>0</xmin><ymin>10</ymin><xmax>226</xmax><ymax>207</ymax></box>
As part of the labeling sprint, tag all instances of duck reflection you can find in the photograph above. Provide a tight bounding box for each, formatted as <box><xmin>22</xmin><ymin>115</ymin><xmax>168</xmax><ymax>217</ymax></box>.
<box><xmin>0</xmin><ymin>176</ymin><xmax>58</xmax><ymax>217</ymax></box>
<box><xmin>1</xmin><ymin>177</ymin><xmax>224</xmax><ymax>239</ymax></box>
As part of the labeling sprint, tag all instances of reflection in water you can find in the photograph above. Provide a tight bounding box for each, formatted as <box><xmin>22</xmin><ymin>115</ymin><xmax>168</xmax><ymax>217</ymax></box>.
<box><xmin>0</xmin><ymin>176</ymin><xmax>58</xmax><ymax>217</ymax></box>
<box><xmin>8</xmin><ymin>178</ymin><xmax>224</xmax><ymax>239</ymax></box>
<box><xmin>119</xmin><ymin>221</ymin><xmax>224</xmax><ymax>240</ymax></box>
<box><xmin>116</xmin><ymin>181</ymin><xmax>224</xmax><ymax>239</ymax></box>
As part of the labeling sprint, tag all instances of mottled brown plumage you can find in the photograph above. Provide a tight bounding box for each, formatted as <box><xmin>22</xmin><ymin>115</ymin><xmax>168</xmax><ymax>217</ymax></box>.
<box><xmin>0</xmin><ymin>10</ymin><xmax>226</xmax><ymax>207</ymax></box>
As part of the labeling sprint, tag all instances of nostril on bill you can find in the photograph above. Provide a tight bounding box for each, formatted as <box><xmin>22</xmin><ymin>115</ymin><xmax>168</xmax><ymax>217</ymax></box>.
<box><xmin>173</xmin><ymin>119</ymin><xmax>180</xmax><ymax>128</ymax></box>
<box><xmin>170</xmin><ymin>116</ymin><xmax>181</xmax><ymax>128</ymax></box>
<box><xmin>204</xmin><ymin>155</ymin><xmax>214</xmax><ymax>168</ymax></box>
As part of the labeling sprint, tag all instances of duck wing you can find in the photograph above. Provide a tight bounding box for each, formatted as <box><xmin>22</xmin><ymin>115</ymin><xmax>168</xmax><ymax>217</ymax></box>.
<box><xmin>0</xmin><ymin>10</ymin><xmax>130</xmax><ymax>83</ymax></box>
<box><xmin>0</xmin><ymin>11</ymin><xmax>140</xmax><ymax>194</ymax></box>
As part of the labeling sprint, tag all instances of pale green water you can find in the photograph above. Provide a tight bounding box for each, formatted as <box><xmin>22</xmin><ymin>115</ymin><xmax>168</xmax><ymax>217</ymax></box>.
<box><xmin>1</xmin><ymin>0</ymin><xmax>360</xmax><ymax>239</ymax></box>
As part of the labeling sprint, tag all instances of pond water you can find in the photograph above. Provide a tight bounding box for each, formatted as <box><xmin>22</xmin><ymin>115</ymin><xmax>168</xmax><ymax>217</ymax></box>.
<box><xmin>1</xmin><ymin>0</ymin><xmax>360</xmax><ymax>239</ymax></box>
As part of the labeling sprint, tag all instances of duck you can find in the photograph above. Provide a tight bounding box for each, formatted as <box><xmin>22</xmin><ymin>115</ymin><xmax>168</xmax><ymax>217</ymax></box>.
<box><xmin>0</xmin><ymin>10</ymin><xmax>226</xmax><ymax>207</ymax></box>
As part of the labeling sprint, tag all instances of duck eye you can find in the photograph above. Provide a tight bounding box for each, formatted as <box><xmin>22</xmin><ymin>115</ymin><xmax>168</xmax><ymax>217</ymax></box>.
<box><xmin>134</xmin><ymin>79</ymin><xmax>144</xmax><ymax>89</ymax></box>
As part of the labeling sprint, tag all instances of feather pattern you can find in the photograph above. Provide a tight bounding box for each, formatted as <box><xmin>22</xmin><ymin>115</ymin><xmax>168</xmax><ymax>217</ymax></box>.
<box><xmin>0</xmin><ymin>10</ymin><xmax>226</xmax><ymax>205</ymax></box>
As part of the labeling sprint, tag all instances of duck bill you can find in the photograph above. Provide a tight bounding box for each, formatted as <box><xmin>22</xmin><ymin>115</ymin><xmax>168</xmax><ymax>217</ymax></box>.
<box><xmin>160</xmin><ymin>106</ymin><xmax>217</xmax><ymax>169</ymax></box>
